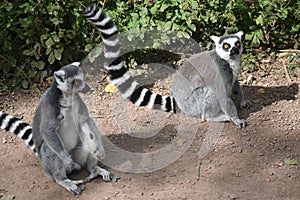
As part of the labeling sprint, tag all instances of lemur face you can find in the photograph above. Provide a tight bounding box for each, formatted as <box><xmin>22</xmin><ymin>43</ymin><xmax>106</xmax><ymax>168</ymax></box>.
<box><xmin>54</xmin><ymin>62</ymin><xmax>90</xmax><ymax>94</ymax></box>
<box><xmin>210</xmin><ymin>31</ymin><xmax>244</xmax><ymax>61</ymax></box>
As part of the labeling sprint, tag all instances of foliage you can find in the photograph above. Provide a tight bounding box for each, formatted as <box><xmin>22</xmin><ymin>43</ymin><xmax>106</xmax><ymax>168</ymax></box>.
<box><xmin>0</xmin><ymin>0</ymin><xmax>94</xmax><ymax>90</ymax></box>
<box><xmin>103</xmin><ymin>0</ymin><xmax>299</xmax><ymax>73</ymax></box>
<box><xmin>287</xmin><ymin>53</ymin><xmax>300</xmax><ymax>78</ymax></box>
<box><xmin>0</xmin><ymin>0</ymin><xmax>299</xmax><ymax>90</ymax></box>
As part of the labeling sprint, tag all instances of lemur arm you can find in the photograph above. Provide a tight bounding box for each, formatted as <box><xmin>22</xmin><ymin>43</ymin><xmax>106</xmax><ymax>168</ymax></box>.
<box><xmin>232</xmin><ymin>80</ymin><xmax>252</xmax><ymax>108</ymax></box>
<box><xmin>40</xmin><ymin>106</ymin><xmax>80</xmax><ymax>170</ymax></box>
<box><xmin>216</xmin><ymin>81</ymin><xmax>246</xmax><ymax>128</ymax></box>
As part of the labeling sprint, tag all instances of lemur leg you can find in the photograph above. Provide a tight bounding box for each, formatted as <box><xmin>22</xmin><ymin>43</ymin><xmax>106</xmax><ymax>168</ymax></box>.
<box><xmin>40</xmin><ymin>142</ymin><xmax>83</xmax><ymax>195</ymax></box>
<box><xmin>72</xmin><ymin>141</ymin><xmax>111</xmax><ymax>182</ymax></box>
<box><xmin>207</xmin><ymin>113</ymin><xmax>230</xmax><ymax>122</ymax></box>
<box><xmin>41</xmin><ymin>125</ymin><xmax>82</xmax><ymax>173</ymax></box>
<box><xmin>85</xmin><ymin>156</ymin><xmax>111</xmax><ymax>182</ymax></box>
<box><xmin>76</xmin><ymin>118</ymin><xmax>111</xmax><ymax>182</ymax></box>
<box><xmin>78</xmin><ymin>118</ymin><xmax>106</xmax><ymax>160</ymax></box>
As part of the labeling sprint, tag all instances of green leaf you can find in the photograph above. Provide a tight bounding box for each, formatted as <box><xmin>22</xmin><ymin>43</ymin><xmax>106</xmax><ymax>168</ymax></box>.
<box><xmin>30</xmin><ymin>60</ymin><xmax>45</xmax><ymax>70</ymax></box>
<box><xmin>45</xmin><ymin>38</ymin><xmax>54</xmax><ymax>48</ymax></box>
<box><xmin>256</xmin><ymin>29</ymin><xmax>264</xmax><ymax>41</ymax></box>
<box><xmin>172</xmin><ymin>23</ymin><xmax>181</xmax><ymax>31</ymax></box>
<box><xmin>153</xmin><ymin>42</ymin><xmax>161</xmax><ymax>49</ymax></box>
<box><xmin>48</xmin><ymin>51</ymin><xmax>55</xmax><ymax>64</ymax></box>
<box><xmin>252</xmin><ymin>34</ymin><xmax>260</xmax><ymax>46</ymax></box>
<box><xmin>190</xmin><ymin>0</ymin><xmax>198</xmax><ymax>9</ymax></box>
<box><xmin>245</xmin><ymin>32</ymin><xmax>254</xmax><ymax>41</ymax></box>
<box><xmin>179</xmin><ymin>31</ymin><xmax>190</xmax><ymax>39</ymax></box>
<box><xmin>3</xmin><ymin>63</ymin><xmax>11</xmax><ymax>74</ymax></box>
<box><xmin>150</xmin><ymin>5</ymin><xmax>158</xmax><ymax>14</ymax></box>
<box><xmin>22</xmin><ymin>80</ymin><xmax>29</xmax><ymax>89</ymax></box>
<box><xmin>46</xmin><ymin>48</ymin><xmax>52</xmax><ymax>55</ymax></box>
<box><xmin>52</xmin><ymin>34</ymin><xmax>60</xmax><ymax>43</ymax></box>
<box><xmin>128</xmin><ymin>20</ymin><xmax>139</xmax><ymax>29</ymax></box>
<box><xmin>160</xmin><ymin>3</ymin><xmax>170</xmax><ymax>12</ymax></box>
<box><xmin>188</xmin><ymin>23</ymin><xmax>196</xmax><ymax>32</ymax></box>
<box><xmin>163</xmin><ymin>21</ymin><xmax>172</xmax><ymax>30</ymax></box>
<box><xmin>130</xmin><ymin>13</ymin><xmax>139</xmax><ymax>20</ymax></box>
<box><xmin>40</xmin><ymin>34</ymin><xmax>49</xmax><ymax>42</ymax></box>
<box><xmin>256</xmin><ymin>15</ymin><xmax>264</xmax><ymax>26</ymax></box>
<box><xmin>40</xmin><ymin>70</ymin><xmax>48</xmax><ymax>80</ymax></box>
<box><xmin>284</xmin><ymin>158</ymin><xmax>298</xmax><ymax>165</ymax></box>
<box><xmin>54</xmin><ymin>48</ymin><xmax>63</xmax><ymax>60</ymax></box>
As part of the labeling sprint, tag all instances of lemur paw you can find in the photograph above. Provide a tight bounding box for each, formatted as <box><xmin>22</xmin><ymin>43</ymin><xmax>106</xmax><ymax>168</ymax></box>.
<box><xmin>67</xmin><ymin>182</ymin><xmax>82</xmax><ymax>195</ymax></box>
<box><xmin>101</xmin><ymin>169</ymin><xmax>111</xmax><ymax>182</ymax></box>
<box><xmin>232</xmin><ymin>118</ymin><xmax>246</xmax><ymax>128</ymax></box>
<box><xmin>240</xmin><ymin>100</ymin><xmax>252</xmax><ymax>109</ymax></box>
<box><xmin>93</xmin><ymin>150</ymin><xmax>105</xmax><ymax>160</ymax></box>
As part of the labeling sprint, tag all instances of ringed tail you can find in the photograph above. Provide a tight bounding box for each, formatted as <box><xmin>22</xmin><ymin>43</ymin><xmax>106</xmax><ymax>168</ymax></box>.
<box><xmin>82</xmin><ymin>3</ymin><xmax>176</xmax><ymax>113</ymax></box>
<box><xmin>0</xmin><ymin>111</ymin><xmax>37</xmax><ymax>155</ymax></box>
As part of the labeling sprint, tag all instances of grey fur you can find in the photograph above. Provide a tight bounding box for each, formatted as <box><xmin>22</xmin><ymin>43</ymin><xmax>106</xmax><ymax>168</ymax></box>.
<box><xmin>172</xmin><ymin>31</ymin><xmax>251</xmax><ymax>128</ymax></box>
<box><xmin>32</xmin><ymin>62</ymin><xmax>111</xmax><ymax>194</ymax></box>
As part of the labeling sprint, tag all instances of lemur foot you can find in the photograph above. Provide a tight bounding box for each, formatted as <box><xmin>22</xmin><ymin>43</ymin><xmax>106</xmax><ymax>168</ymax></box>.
<box><xmin>240</xmin><ymin>100</ymin><xmax>252</xmax><ymax>109</ymax></box>
<box><xmin>232</xmin><ymin>118</ymin><xmax>246</xmax><ymax>128</ymax></box>
<box><xmin>56</xmin><ymin>179</ymin><xmax>83</xmax><ymax>195</ymax></box>
<box><xmin>85</xmin><ymin>166</ymin><xmax>111</xmax><ymax>182</ymax></box>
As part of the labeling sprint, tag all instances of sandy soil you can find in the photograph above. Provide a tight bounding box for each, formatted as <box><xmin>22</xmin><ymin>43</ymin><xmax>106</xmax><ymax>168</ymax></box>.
<box><xmin>0</xmin><ymin>56</ymin><xmax>299</xmax><ymax>200</ymax></box>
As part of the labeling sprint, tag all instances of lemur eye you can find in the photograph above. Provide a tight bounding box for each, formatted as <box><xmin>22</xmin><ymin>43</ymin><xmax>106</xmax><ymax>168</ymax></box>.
<box><xmin>235</xmin><ymin>41</ymin><xmax>241</xmax><ymax>47</ymax></box>
<box><xmin>223</xmin><ymin>43</ymin><xmax>230</xmax><ymax>49</ymax></box>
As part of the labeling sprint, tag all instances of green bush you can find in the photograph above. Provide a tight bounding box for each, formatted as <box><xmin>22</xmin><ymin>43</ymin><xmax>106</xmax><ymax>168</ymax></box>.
<box><xmin>104</xmin><ymin>0</ymin><xmax>299</xmax><ymax>48</ymax></box>
<box><xmin>0</xmin><ymin>0</ymin><xmax>94</xmax><ymax>90</ymax></box>
<box><xmin>0</xmin><ymin>0</ymin><xmax>299</xmax><ymax>90</ymax></box>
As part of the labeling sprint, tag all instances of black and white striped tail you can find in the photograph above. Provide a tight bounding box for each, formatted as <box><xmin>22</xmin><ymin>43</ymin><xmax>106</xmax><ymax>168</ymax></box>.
<box><xmin>82</xmin><ymin>3</ymin><xmax>176</xmax><ymax>113</ymax></box>
<box><xmin>0</xmin><ymin>111</ymin><xmax>37</xmax><ymax>155</ymax></box>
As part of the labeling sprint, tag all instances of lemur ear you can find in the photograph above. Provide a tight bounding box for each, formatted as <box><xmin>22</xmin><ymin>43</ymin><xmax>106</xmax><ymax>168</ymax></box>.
<box><xmin>54</xmin><ymin>70</ymin><xmax>66</xmax><ymax>83</ymax></box>
<box><xmin>210</xmin><ymin>35</ymin><xmax>220</xmax><ymax>44</ymax></box>
<box><xmin>71</xmin><ymin>62</ymin><xmax>81</xmax><ymax>67</ymax></box>
<box><xmin>235</xmin><ymin>31</ymin><xmax>244</xmax><ymax>39</ymax></box>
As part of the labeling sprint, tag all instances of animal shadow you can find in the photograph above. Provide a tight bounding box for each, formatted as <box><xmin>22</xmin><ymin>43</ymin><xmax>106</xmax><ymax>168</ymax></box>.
<box><xmin>239</xmin><ymin>83</ymin><xmax>299</xmax><ymax>118</ymax></box>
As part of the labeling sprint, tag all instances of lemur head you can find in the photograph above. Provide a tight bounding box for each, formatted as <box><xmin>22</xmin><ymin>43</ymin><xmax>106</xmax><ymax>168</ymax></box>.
<box><xmin>54</xmin><ymin>62</ymin><xmax>90</xmax><ymax>94</ymax></box>
<box><xmin>210</xmin><ymin>31</ymin><xmax>244</xmax><ymax>61</ymax></box>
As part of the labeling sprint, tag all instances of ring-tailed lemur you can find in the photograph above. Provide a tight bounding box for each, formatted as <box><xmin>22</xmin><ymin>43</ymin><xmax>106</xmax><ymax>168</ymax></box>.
<box><xmin>82</xmin><ymin>3</ymin><xmax>251</xmax><ymax>128</ymax></box>
<box><xmin>0</xmin><ymin>63</ymin><xmax>111</xmax><ymax>195</ymax></box>
<box><xmin>172</xmin><ymin>32</ymin><xmax>252</xmax><ymax>128</ymax></box>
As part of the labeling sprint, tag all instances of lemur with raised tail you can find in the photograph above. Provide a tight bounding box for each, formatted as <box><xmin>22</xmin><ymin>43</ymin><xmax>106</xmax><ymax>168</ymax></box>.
<box><xmin>82</xmin><ymin>3</ymin><xmax>251</xmax><ymax>128</ymax></box>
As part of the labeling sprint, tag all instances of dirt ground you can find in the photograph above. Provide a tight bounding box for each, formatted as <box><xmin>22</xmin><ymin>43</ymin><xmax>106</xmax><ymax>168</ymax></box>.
<box><xmin>0</xmin><ymin>56</ymin><xmax>299</xmax><ymax>200</ymax></box>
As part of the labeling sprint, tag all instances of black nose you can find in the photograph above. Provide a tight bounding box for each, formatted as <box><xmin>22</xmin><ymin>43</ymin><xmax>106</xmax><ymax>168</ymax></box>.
<box><xmin>230</xmin><ymin>47</ymin><xmax>240</xmax><ymax>56</ymax></box>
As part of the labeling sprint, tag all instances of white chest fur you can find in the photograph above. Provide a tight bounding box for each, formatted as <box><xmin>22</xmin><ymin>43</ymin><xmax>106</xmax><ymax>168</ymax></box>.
<box><xmin>58</xmin><ymin>94</ymin><xmax>80</xmax><ymax>151</ymax></box>
<box><xmin>228</xmin><ymin>58</ymin><xmax>241</xmax><ymax>81</ymax></box>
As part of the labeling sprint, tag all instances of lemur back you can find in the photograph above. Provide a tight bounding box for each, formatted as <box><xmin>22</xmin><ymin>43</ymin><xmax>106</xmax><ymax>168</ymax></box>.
<box><xmin>83</xmin><ymin>4</ymin><xmax>250</xmax><ymax>128</ymax></box>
